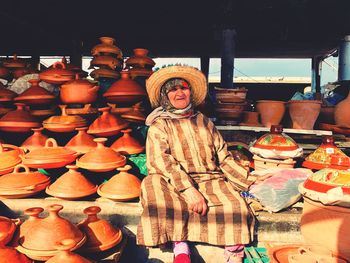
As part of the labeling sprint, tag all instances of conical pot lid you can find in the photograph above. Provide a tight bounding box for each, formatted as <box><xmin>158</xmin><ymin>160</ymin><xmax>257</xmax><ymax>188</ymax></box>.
<box><xmin>125</xmin><ymin>48</ymin><xmax>155</xmax><ymax>68</ymax></box>
<box><xmin>91</xmin><ymin>36</ymin><xmax>123</xmax><ymax>58</ymax></box>
<box><xmin>77</xmin><ymin>206</ymin><xmax>122</xmax><ymax>252</ymax></box>
<box><xmin>110</xmin><ymin>129</ymin><xmax>145</xmax><ymax>155</ymax></box>
<box><xmin>2</xmin><ymin>54</ymin><xmax>27</xmax><ymax>69</ymax></box>
<box><xmin>45</xmin><ymin>239</ymin><xmax>92</xmax><ymax>263</ymax></box>
<box><xmin>46</xmin><ymin>165</ymin><xmax>97</xmax><ymax>199</ymax></box>
<box><xmin>103</xmin><ymin>71</ymin><xmax>146</xmax><ymax>97</ymax></box>
<box><xmin>19</xmin><ymin>207</ymin><xmax>44</xmax><ymax>238</ymax></box>
<box><xmin>0</xmin><ymin>103</ymin><xmax>40</xmax><ymax>127</ymax></box>
<box><xmin>0</xmin><ymin>233</ymin><xmax>32</xmax><ymax>263</ymax></box>
<box><xmin>19</xmin><ymin>204</ymin><xmax>85</xmax><ymax>251</ymax></box>
<box><xmin>0</xmin><ymin>143</ymin><xmax>23</xmax><ymax>171</ymax></box>
<box><xmin>14</xmin><ymin>79</ymin><xmax>55</xmax><ymax>102</ymax></box>
<box><xmin>21</xmin><ymin>127</ymin><xmax>48</xmax><ymax>152</ymax></box>
<box><xmin>43</xmin><ymin>105</ymin><xmax>87</xmax><ymax>125</ymax></box>
<box><xmin>121</xmin><ymin>103</ymin><xmax>146</xmax><ymax>123</ymax></box>
<box><xmin>65</xmin><ymin>127</ymin><xmax>97</xmax><ymax>154</ymax></box>
<box><xmin>97</xmin><ymin>165</ymin><xmax>141</xmax><ymax>201</ymax></box>
<box><xmin>0</xmin><ymin>85</ymin><xmax>17</xmax><ymax>102</ymax></box>
<box><xmin>39</xmin><ymin>61</ymin><xmax>75</xmax><ymax>84</ymax></box>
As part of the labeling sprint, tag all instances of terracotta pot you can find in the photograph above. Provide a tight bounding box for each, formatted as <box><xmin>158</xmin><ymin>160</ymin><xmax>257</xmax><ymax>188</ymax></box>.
<box><xmin>90</xmin><ymin>68</ymin><xmax>120</xmax><ymax>80</ymax></box>
<box><xmin>21</xmin><ymin>127</ymin><xmax>48</xmax><ymax>152</ymax></box>
<box><xmin>60</xmin><ymin>74</ymin><xmax>99</xmax><ymax>104</ymax></box>
<box><xmin>46</xmin><ymin>165</ymin><xmax>97</xmax><ymax>200</ymax></box>
<box><xmin>128</xmin><ymin>67</ymin><xmax>153</xmax><ymax>79</ymax></box>
<box><xmin>89</xmin><ymin>55</ymin><xmax>122</xmax><ymax>70</ymax></box>
<box><xmin>239</xmin><ymin>111</ymin><xmax>262</xmax><ymax>126</ymax></box>
<box><xmin>65</xmin><ymin>104</ymin><xmax>98</xmax><ymax>116</ymax></box>
<box><xmin>214</xmin><ymin>87</ymin><xmax>247</xmax><ymax>103</ymax></box>
<box><xmin>0</xmin><ymin>233</ymin><xmax>32</xmax><ymax>263</ymax></box>
<box><xmin>334</xmin><ymin>92</ymin><xmax>350</xmax><ymax>128</ymax></box>
<box><xmin>215</xmin><ymin>101</ymin><xmax>246</xmax><ymax>120</ymax></box>
<box><xmin>97</xmin><ymin>165</ymin><xmax>141</xmax><ymax>201</ymax></box>
<box><xmin>110</xmin><ymin>128</ymin><xmax>145</xmax><ymax>155</ymax></box>
<box><xmin>76</xmin><ymin>138</ymin><xmax>126</xmax><ymax>172</ymax></box>
<box><xmin>288</xmin><ymin>100</ymin><xmax>321</xmax><ymax>130</ymax></box>
<box><xmin>0</xmin><ymin>85</ymin><xmax>17</xmax><ymax>102</ymax></box>
<box><xmin>121</xmin><ymin>103</ymin><xmax>146</xmax><ymax>124</ymax></box>
<box><xmin>256</xmin><ymin>100</ymin><xmax>285</xmax><ymax>128</ymax></box>
<box><xmin>77</xmin><ymin>206</ymin><xmax>122</xmax><ymax>252</ymax></box>
<box><xmin>0</xmin><ymin>216</ymin><xmax>19</xmax><ymax>246</ymax></box>
<box><xmin>43</xmin><ymin>105</ymin><xmax>87</xmax><ymax>133</ymax></box>
<box><xmin>0</xmin><ymin>143</ymin><xmax>23</xmax><ymax>175</ymax></box>
<box><xmin>65</xmin><ymin>127</ymin><xmax>97</xmax><ymax>154</ymax></box>
<box><xmin>19</xmin><ymin>207</ymin><xmax>44</xmax><ymax>238</ymax></box>
<box><xmin>301</xmin><ymin>198</ymin><xmax>350</xmax><ymax>261</ymax></box>
<box><xmin>45</xmin><ymin>239</ymin><xmax>92</xmax><ymax>263</ymax></box>
<box><xmin>60</xmin><ymin>57</ymin><xmax>88</xmax><ymax>78</ymax></box>
<box><xmin>0</xmin><ymin>103</ymin><xmax>41</xmax><ymax>133</ymax></box>
<box><xmin>87</xmin><ymin>107</ymin><xmax>128</xmax><ymax>137</ymax></box>
<box><xmin>2</xmin><ymin>54</ymin><xmax>27</xmax><ymax>69</ymax></box>
<box><xmin>39</xmin><ymin>61</ymin><xmax>75</xmax><ymax>84</ymax></box>
<box><xmin>91</xmin><ymin>37</ymin><xmax>123</xmax><ymax>59</ymax></box>
<box><xmin>0</xmin><ymin>66</ymin><xmax>10</xmax><ymax>80</ymax></box>
<box><xmin>125</xmin><ymin>48</ymin><xmax>155</xmax><ymax>69</ymax></box>
<box><xmin>13</xmin><ymin>67</ymin><xmax>37</xmax><ymax>79</ymax></box>
<box><xmin>14</xmin><ymin>79</ymin><xmax>55</xmax><ymax>106</ymax></box>
<box><xmin>103</xmin><ymin>71</ymin><xmax>147</xmax><ymax>104</ymax></box>
<box><xmin>319</xmin><ymin>106</ymin><xmax>335</xmax><ymax>125</ymax></box>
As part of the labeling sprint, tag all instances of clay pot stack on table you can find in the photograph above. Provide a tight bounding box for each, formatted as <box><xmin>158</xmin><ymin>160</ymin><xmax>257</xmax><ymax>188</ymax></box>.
<box><xmin>39</xmin><ymin>61</ymin><xmax>75</xmax><ymax>85</ymax></box>
<box><xmin>125</xmin><ymin>48</ymin><xmax>155</xmax><ymax>79</ymax></box>
<box><xmin>256</xmin><ymin>100</ymin><xmax>286</xmax><ymax>128</ymax></box>
<box><xmin>1</xmin><ymin>54</ymin><xmax>36</xmax><ymax>81</ymax></box>
<box><xmin>214</xmin><ymin>87</ymin><xmax>247</xmax><ymax>125</ymax></box>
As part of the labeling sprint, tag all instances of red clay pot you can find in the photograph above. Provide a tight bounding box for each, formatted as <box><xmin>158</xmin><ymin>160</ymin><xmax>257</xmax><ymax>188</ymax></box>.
<box><xmin>239</xmin><ymin>111</ymin><xmax>262</xmax><ymax>126</ymax></box>
<box><xmin>0</xmin><ymin>143</ymin><xmax>23</xmax><ymax>175</ymax></box>
<box><xmin>14</xmin><ymin>79</ymin><xmax>55</xmax><ymax>106</ymax></box>
<box><xmin>0</xmin><ymin>216</ymin><xmax>19</xmax><ymax>245</ymax></box>
<box><xmin>2</xmin><ymin>54</ymin><xmax>27</xmax><ymax>69</ymax></box>
<box><xmin>89</xmin><ymin>55</ymin><xmax>122</xmax><ymax>70</ymax></box>
<box><xmin>0</xmin><ymin>85</ymin><xmax>17</xmax><ymax>102</ymax></box>
<box><xmin>215</xmin><ymin>101</ymin><xmax>246</xmax><ymax>120</ymax></box>
<box><xmin>21</xmin><ymin>127</ymin><xmax>48</xmax><ymax>152</ymax></box>
<box><xmin>45</xmin><ymin>239</ymin><xmax>92</xmax><ymax>263</ymax></box>
<box><xmin>288</xmin><ymin>100</ymin><xmax>321</xmax><ymax>130</ymax></box>
<box><xmin>89</xmin><ymin>68</ymin><xmax>120</xmax><ymax>80</ymax></box>
<box><xmin>0</xmin><ymin>233</ymin><xmax>32</xmax><ymax>263</ymax></box>
<box><xmin>39</xmin><ymin>61</ymin><xmax>75</xmax><ymax>84</ymax></box>
<box><xmin>128</xmin><ymin>67</ymin><xmax>153</xmax><ymax>79</ymax></box>
<box><xmin>65</xmin><ymin>127</ymin><xmax>97</xmax><ymax>154</ymax></box>
<box><xmin>256</xmin><ymin>100</ymin><xmax>285</xmax><ymax>128</ymax></box>
<box><xmin>125</xmin><ymin>48</ymin><xmax>155</xmax><ymax>69</ymax></box>
<box><xmin>335</xmin><ymin>92</ymin><xmax>350</xmax><ymax>128</ymax></box>
<box><xmin>91</xmin><ymin>36</ymin><xmax>123</xmax><ymax>59</ymax></box>
<box><xmin>18</xmin><ymin>207</ymin><xmax>44</xmax><ymax>239</ymax></box>
<box><xmin>110</xmin><ymin>128</ymin><xmax>145</xmax><ymax>155</ymax></box>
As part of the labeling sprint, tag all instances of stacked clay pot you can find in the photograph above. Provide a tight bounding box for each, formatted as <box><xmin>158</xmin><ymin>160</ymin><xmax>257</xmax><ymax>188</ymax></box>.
<box><xmin>0</xmin><ymin>83</ymin><xmax>17</xmax><ymax>117</ymax></box>
<box><xmin>1</xmin><ymin>54</ymin><xmax>35</xmax><ymax>81</ymax></box>
<box><xmin>0</xmin><ymin>142</ymin><xmax>24</xmax><ymax>175</ymax></box>
<box><xmin>110</xmin><ymin>128</ymin><xmax>145</xmax><ymax>155</ymax></box>
<box><xmin>21</xmin><ymin>127</ymin><xmax>48</xmax><ymax>152</ymax></box>
<box><xmin>89</xmin><ymin>37</ymin><xmax>123</xmax><ymax>81</ymax></box>
<box><xmin>214</xmin><ymin>87</ymin><xmax>247</xmax><ymax>125</ymax></box>
<box><xmin>256</xmin><ymin>100</ymin><xmax>286</xmax><ymax>128</ymax></box>
<box><xmin>125</xmin><ymin>48</ymin><xmax>155</xmax><ymax>79</ymax></box>
<box><xmin>39</xmin><ymin>61</ymin><xmax>75</xmax><ymax>84</ymax></box>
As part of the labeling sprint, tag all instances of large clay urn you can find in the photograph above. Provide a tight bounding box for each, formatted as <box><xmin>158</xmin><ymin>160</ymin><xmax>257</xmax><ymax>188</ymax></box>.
<box><xmin>21</xmin><ymin>127</ymin><xmax>48</xmax><ymax>152</ymax></box>
<box><xmin>91</xmin><ymin>36</ymin><xmax>123</xmax><ymax>59</ymax></box>
<box><xmin>300</xmin><ymin>198</ymin><xmax>350</xmax><ymax>261</ymax></box>
<box><xmin>335</xmin><ymin>93</ymin><xmax>350</xmax><ymax>128</ymax></box>
<box><xmin>0</xmin><ymin>233</ymin><xmax>32</xmax><ymax>263</ymax></box>
<box><xmin>39</xmin><ymin>61</ymin><xmax>75</xmax><ymax>84</ymax></box>
<box><xmin>288</xmin><ymin>100</ymin><xmax>321</xmax><ymax>130</ymax></box>
<box><xmin>110</xmin><ymin>129</ymin><xmax>145</xmax><ymax>155</ymax></box>
<box><xmin>45</xmin><ymin>165</ymin><xmax>97</xmax><ymax>200</ymax></box>
<box><xmin>125</xmin><ymin>48</ymin><xmax>155</xmax><ymax>69</ymax></box>
<box><xmin>45</xmin><ymin>239</ymin><xmax>92</xmax><ymax>263</ymax></box>
<box><xmin>256</xmin><ymin>100</ymin><xmax>285</xmax><ymax>128</ymax></box>
<box><xmin>77</xmin><ymin>206</ymin><xmax>123</xmax><ymax>252</ymax></box>
<box><xmin>14</xmin><ymin>79</ymin><xmax>55</xmax><ymax>106</ymax></box>
<box><xmin>65</xmin><ymin>127</ymin><xmax>97</xmax><ymax>154</ymax></box>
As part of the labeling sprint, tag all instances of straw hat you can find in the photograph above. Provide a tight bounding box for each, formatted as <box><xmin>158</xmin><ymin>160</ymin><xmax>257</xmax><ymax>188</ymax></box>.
<box><xmin>146</xmin><ymin>65</ymin><xmax>207</xmax><ymax>108</ymax></box>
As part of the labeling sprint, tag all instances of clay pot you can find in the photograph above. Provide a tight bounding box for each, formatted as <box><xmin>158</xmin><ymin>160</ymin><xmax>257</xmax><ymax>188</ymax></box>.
<box><xmin>76</xmin><ymin>138</ymin><xmax>126</xmax><ymax>172</ymax></box>
<box><xmin>2</xmin><ymin>54</ymin><xmax>27</xmax><ymax>69</ymax></box>
<box><xmin>77</xmin><ymin>206</ymin><xmax>122</xmax><ymax>252</ymax></box>
<box><xmin>0</xmin><ymin>216</ymin><xmax>19</xmax><ymax>245</ymax></box>
<box><xmin>65</xmin><ymin>104</ymin><xmax>98</xmax><ymax>116</ymax></box>
<box><xmin>45</xmin><ymin>239</ymin><xmax>92</xmax><ymax>263</ymax></box>
<box><xmin>0</xmin><ymin>164</ymin><xmax>50</xmax><ymax>199</ymax></box>
<box><xmin>21</xmin><ymin>127</ymin><xmax>48</xmax><ymax>152</ymax></box>
<box><xmin>60</xmin><ymin>74</ymin><xmax>99</xmax><ymax>105</ymax></box>
<box><xmin>125</xmin><ymin>48</ymin><xmax>155</xmax><ymax>69</ymax></box>
<box><xmin>19</xmin><ymin>207</ymin><xmax>44</xmax><ymax>238</ymax></box>
<box><xmin>97</xmin><ymin>165</ymin><xmax>141</xmax><ymax>201</ymax></box>
<box><xmin>215</xmin><ymin>101</ymin><xmax>246</xmax><ymax>120</ymax></box>
<box><xmin>0</xmin><ymin>85</ymin><xmax>17</xmax><ymax>102</ymax></box>
<box><xmin>14</xmin><ymin>79</ymin><xmax>55</xmax><ymax>105</ymax></box>
<box><xmin>17</xmin><ymin>204</ymin><xmax>86</xmax><ymax>261</ymax></box>
<box><xmin>0</xmin><ymin>143</ymin><xmax>23</xmax><ymax>175</ymax></box>
<box><xmin>43</xmin><ymin>105</ymin><xmax>87</xmax><ymax>133</ymax></box>
<box><xmin>91</xmin><ymin>37</ymin><xmax>123</xmax><ymax>59</ymax></box>
<box><xmin>110</xmin><ymin>129</ymin><xmax>145</xmax><ymax>155</ymax></box>
<box><xmin>214</xmin><ymin>87</ymin><xmax>247</xmax><ymax>103</ymax></box>
<box><xmin>39</xmin><ymin>61</ymin><xmax>75</xmax><ymax>84</ymax></box>
<box><xmin>335</xmin><ymin>92</ymin><xmax>350</xmax><ymax>128</ymax></box>
<box><xmin>0</xmin><ymin>66</ymin><xmax>10</xmax><ymax>79</ymax></box>
<box><xmin>90</xmin><ymin>68</ymin><xmax>120</xmax><ymax>80</ymax></box>
<box><xmin>103</xmin><ymin>71</ymin><xmax>147</xmax><ymax>104</ymax></box>
<box><xmin>239</xmin><ymin>111</ymin><xmax>262</xmax><ymax>126</ymax></box>
<box><xmin>121</xmin><ymin>103</ymin><xmax>146</xmax><ymax>124</ymax></box>
<box><xmin>13</xmin><ymin>67</ymin><xmax>37</xmax><ymax>79</ymax></box>
<box><xmin>256</xmin><ymin>100</ymin><xmax>285</xmax><ymax>128</ymax></box>
<box><xmin>288</xmin><ymin>100</ymin><xmax>321</xmax><ymax>130</ymax></box>
<box><xmin>89</xmin><ymin>56</ymin><xmax>122</xmax><ymax>70</ymax></box>
<box><xmin>65</xmin><ymin>127</ymin><xmax>97</xmax><ymax>154</ymax></box>
<box><xmin>22</xmin><ymin>138</ymin><xmax>78</xmax><ymax>169</ymax></box>
<box><xmin>319</xmin><ymin>106</ymin><xmax>335</xmax><ymax>125</ymax></box>
<box><xmin>0</xmin><ymin>233</ymin><xmax>32</xmax><ymax>263</ymax></box>
<box><xmin>128</xmin><ymin>67</ymin><xmax>153</xmax><ymax>79</ymax></box>
<box><xmin>0</xmin><ymin>103</ymin><xmax>41</xmax><ymax>133</ymax></box>
<box><xmin>301</xmin><ymin>197</ymin><xmax>350</xmax><ymax>261</ymax></box>
<box><xmin>87</xmin><ymin>107</ymin><xmax>128</xmax><ymax>137</ymax></box>
<box><xmin>46</xmin><ymin>165</ymin><xmax>97</xmax><ymax>200</ymax></box>
<box><xmin>60</xmin><ymin>57</ymin><xmax>88</xmax><ymax>78</ymax></box>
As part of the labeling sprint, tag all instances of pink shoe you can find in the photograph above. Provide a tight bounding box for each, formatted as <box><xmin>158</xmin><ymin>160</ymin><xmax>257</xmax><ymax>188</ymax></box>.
<box><xmin>224</xmin><ymin>247</ymin><xmax>244</xmax><ymax>263</ymax></box>
<box><xmin>174</xmin><ymin>253</ymin><xmax>191</xmax><ymax>263</ymax></box>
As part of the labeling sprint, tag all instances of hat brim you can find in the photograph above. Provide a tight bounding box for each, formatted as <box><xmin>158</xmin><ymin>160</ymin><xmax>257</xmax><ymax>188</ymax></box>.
<box><xmin>146</xmin><ymin>66</ymin><xmax>207</xmax><ymax>108</ymax></box>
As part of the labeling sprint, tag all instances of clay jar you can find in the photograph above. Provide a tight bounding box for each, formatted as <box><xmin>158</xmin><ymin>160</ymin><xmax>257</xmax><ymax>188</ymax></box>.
<box><xmin>21</xmin><ymin>127</ymin><xmax>48</xmax><ymax>152</ymax></box>
<box><xmin>125</xmin><ymin>48</ymin><xmax>155</xmax><ymax>69</ymax></box>
<box><xmin>103</xmin><ymin>71</ymin><xmax>147</xmax><ymax>105</ymax></box>
<box><xmin>110</xmin><ymin>128</ymin><xmax>145</xmax><ymax>155</ymax></box>
<box><xmin>65</xmin><ymin>127</ymin><xmax>97</xmax><ymax>154</ymax></box>
<box><xmin>256</xmin><ymin>100</ymin><xmax>285</xmax><ymax>128</ymax></box>
<box><xmin>60</xmin><ymin>74</ymin><xmax>99</xmax><ymax>105</ymax></box>
<box><xmin>45</xmin><ymin>239</ymin><xmax>92</xmax><ymax>263</ymax></box>
<box><xmin>0</xmin><ymin>233</ymin><xmax>32</xmax><ymax>263</ymax></box>
<box><xmin>97</xmin><ymin>165</ymin><xmax>141</xmax><ymax>201</ymax></box>
<box><xmin>91</xmin><ymin>36</ymin><xmax>123</xmax><ymax>59</ymax></box>
<box><xmin>288</xmin><ymin>100</ymin><xmax>321</xmax><ymax>130</ymax></box>
<box><xmin>77</xmin><ymin>206</ymin><xmax>122</xmax><ymax>252</ymax></box>
<box><xmin>46</xmin><ymin>165</ymin><xmax>97</xmax><ymax>200</ymax></box>
<box><xmin>39</xmin><ymin>61</ymin><xmax>75</xmax><ymax>84</ymax></box>
<box><xmin>335</xmin><ymin>92</ymin><xmax>350</xmax><ymax>128</ymax></box>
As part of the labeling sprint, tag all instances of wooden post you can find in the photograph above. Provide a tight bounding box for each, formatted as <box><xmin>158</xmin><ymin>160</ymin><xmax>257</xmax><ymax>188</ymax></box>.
<box><xmin>200</xmin><ymin>56</ymin><xmax>210</xmax><ymax>81</ymax></box>
<box><xmin>312</xmin><ymin>56</ymin><xmax>321</xmax><ymax>98</ymax></box>
<box><xmin>221</xmin><ymin>29</ymin><xmax>236</xmax><ymax>88</ymax></box>
<box><xmin>69</xmin><ymin>40</ymin><xmax>83</xmax><ymax>68</ymax></box>
<box><xmin>30</xmin><ymin>54</ymin><xmax>40</xmax><ymax>71</ymax></box>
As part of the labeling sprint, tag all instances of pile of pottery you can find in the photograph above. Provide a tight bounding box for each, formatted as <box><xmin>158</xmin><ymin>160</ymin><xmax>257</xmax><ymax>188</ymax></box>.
<box><xmin>214</xmin><ymin>87</ymin><xmax>247</xmax><ymax>125</ymax></box>
<box><xmin>89</xmin><ymin>37</ymin><xmax>123</xmax><ymax>81</ymax></box>
<box><xmin>125</xmin><ymin>48</ymin><xmax>155</xmax><ymax>79</ymax></box>
<box><xmin>1</xmin><ymin>54</ymin><xmax>36</xmax><ymax>81</ymax></box>
<box><xmin>256</xmin><ymin>100</ymin><xmax>286</xmax><ymax>128</ymax></box>
<box><xmin>39</xmin><ymin>61</ymin><xmax>75</xmax><ymax>84</ymax></box>
<box><xmin>0</xmin><ymin>142</ymin><xmax>24</xmax><ymax>175</ymax></box>
<box><xmin>0</xmin><ymin>83</ymin><xmax>17</xmax><ymax>117</ymax></box>
<box><xmin>249</xmin><ymin>125</ymin><xmax>303</xmax><ymax>171</ymax></box>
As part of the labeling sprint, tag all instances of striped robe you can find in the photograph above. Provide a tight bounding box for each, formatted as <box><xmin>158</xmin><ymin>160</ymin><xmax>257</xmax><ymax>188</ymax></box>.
<box><xmin>137</xmin><ymin>112</ymin><xmax>256</xmax><ymax>247</ymax></box>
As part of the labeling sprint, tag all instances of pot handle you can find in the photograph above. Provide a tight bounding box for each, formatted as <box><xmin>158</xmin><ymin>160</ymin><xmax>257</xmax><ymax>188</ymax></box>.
<box><xmin>52</xmin><ymin>61</ymin><xmax>66</xmax><ymax>69</ymax></box>
<box><xmin>88</xmin><ymin>85</ymin><xmax>99</xmax><ymax>93</ymax></box>
<box><xmin>45</xmin><ymin>138</ymin><xmax>58</xmax><ymax>148</ymax></box>
<box><xmin>58</xmin><ymin>104</ymin><xmax>68</xmax><ymax>116</ymax></box>
<box><xmin>12</xmin><ymin>164</ymin><xmax>30</xmax><ymax>174</ymax></box>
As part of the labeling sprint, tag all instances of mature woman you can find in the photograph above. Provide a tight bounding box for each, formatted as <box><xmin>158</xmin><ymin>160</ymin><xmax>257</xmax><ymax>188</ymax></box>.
<box><xmin>137</xmin><ymin>65</ymin><xmax>263</xmax><ymax>263</ymax></box>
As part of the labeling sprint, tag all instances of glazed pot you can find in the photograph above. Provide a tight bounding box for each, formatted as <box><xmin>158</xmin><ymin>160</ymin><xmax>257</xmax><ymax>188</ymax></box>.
<box><xmin>300</xmin><ymin>197</ymin><xmax>350</xmax><ymax>261</ymax></box>
<box><xmin>215</xmin><ymin>101</ymin><xmax>246</xmax><ymax>120</ymax></box>
<box><xmin>91</xmin><ymin>36</ymin><xmax>123</xmax><ymax>59</ymax></box>
<box><xmin>214</xmin><ymin>87</ymin><xmax>247</xmax><ymax>103</ymax></box>
<box><xmin>87</xmin><ymin>107</ymin><xmax>128</xmax><ymax>137</ymax></box>
<box><xmin>0</xmin><ymin>103</ymin><xmax>41</xmax><ymax>133</ymax></box>
<box><xmin>39</xmin><ymin>61</ymin><xmax>75</xmax><ymax>84</ymax></box>
<box><xmin>45</xmin><ymin>239</ymin><xmax>92</xmax><ymax>263</ymax></box>
<box><xmin>0</xmin><ymin>233</ymin><xmax>32</xmax><ymax>263</ymax></box>
<box><xmin>21</xmin><ymin>127</ymin><xmax>48</xmax><ymax>152</ymax></box>
<box><xmin>2</xmin><ymin>54</ymin><xmax>27</xmax><ymax>69</ymax></box>
<box><xmin>288</xmin><ymin>100</ymin><xmax>321</xmax><ymax>130</ymax></box>
<box><xmin>256</xmin><ymin>100</ymin><xmax>285</xmax><ymax>128</ymax></box>
<box><xmin>103</xmin><ymin>71</ymin><xmax>147</xmax><ymax>105</ymax></box>
<box><xmin>90</xmin><ymin>68</ymin><xmax>120</xmax><ymax>80</ymax></box>
<box><xmin>125</xmin><ymin>48</ymin><xmax>155</xmax><ymax>69</ymax></box>
<box><xmin>60</xmin><ymin>74</ymin><xmax>99</xmax><ymax>105</ymax></box>
<box><xmin>0</xmin><ymin>85</ymin><xmax>17</xmax><ymax>102</ymax></box>
<box><xmin>46</xmin><ymin>165</ymin><xmax>97</xmax><ymax>200</ymax></box>
<box><xmin>14</xmin><ymin>79</ymin><xmax>55</xmax><ymax>105</ymax></box>
<box><xmin>89</xmin><ymin>55</ymin><xmax>122</xmax><ymax>70</ymax></box>
<box><xmin>65</xmin><ymin>127</ymin><xmax>97</xmax><ymax>154</ymax></box>
<box><xmin>97</xmin><ymin>165</ymin><xmax>141</xmax><ymax>201</ymax></box>
<box><xmin>77</xmin><ymin>206</ymin><xmax>123</xmax><ymax>252</ymax></box>
<box><xmin>76</xmin><ymin>138</ymin><xmax>127</xmax><ymax>172</ymax></box>
<box><xmin>110</xmin><ymin>128</ymin><xmax>145</xmax><ymax>155</ymax></box>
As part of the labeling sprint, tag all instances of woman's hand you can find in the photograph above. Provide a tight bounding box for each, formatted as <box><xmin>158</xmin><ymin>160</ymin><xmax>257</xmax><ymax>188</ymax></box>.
<box><xmin>181</xmin><ymin>186</ymin><xmax>208</xmax><ymax>216</ymax></box>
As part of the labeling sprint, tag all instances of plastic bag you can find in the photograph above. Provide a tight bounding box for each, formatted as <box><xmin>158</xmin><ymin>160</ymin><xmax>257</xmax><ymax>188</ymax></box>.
<box><xmin>249</xmin><ymin>168</ymin><xmax>312</xmax><ymax>212</ymax></box>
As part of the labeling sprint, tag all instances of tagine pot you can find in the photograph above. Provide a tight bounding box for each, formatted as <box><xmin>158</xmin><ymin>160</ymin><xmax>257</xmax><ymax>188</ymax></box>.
<box><xmin>39</xmin><ymin>61</ymin><xmax>75</xmax><ymax>84</ymax></box>
<box><xmin>46</xmin><ymin>165</ymin><xmax>97</xmax><ymax>200</ymax></box>
<box><xmin>110</xmin><ymin>129</ymin><xmax>145</xmax><ymax>155</ymax></box>
<box><xmin>76</xmin><ymin>138</ymin><xmax>126</xmax><ymax>172</ymax></box>
<box><xmin>65</xmin><ymin>127</ymin><xmax>97</xmax><ymax>154</ymax></box>
<box><xmin>125</xmin><ymin>48</ymin><xmax>155</xmax><ymax>69</ymax></box>
<box><xmin>90</xmin><ymin>68</ymin><xmax>120</xmax><ymax>80</ymax></box>
<box><xmin>97</xmin><ymin>165</ymin><xmax>141</xmax><ymax>201</ymax></box>
<box><xmin>288</xmin><ymin>100</ymin><xmax>321</xmax><ymax>129</ymax></box>
<box><xmin>45</xmin><ymin>239</ymin><xmax>92</xmax><ymax>263</ymax></box>
<box><xmin>77</xmin><ymin>206</ymin><xmax>123</xmax><ymax>252</ymax></box>
<box><xmin>0</xmin><ymin>142</ymin><xmax>24</xmax><ymax>175</ymax></box>
<box><xmin>60</xmin><ymin>74</ymin><xmax>99</xmax><ymax>105</ymax></box>
<box><xmin>0</xmin><ymin>233</ymin><xmax>32</xmax><ymax>263</ymax></box>
<box><xmin>21</xmin><ymin>127</ymin><xmax>48</xmax><ymax>152</ymax></box>
<box><xmin>256</xmin><ymin>100</ymin><xmax>285</xmax><ymax>128</ymax></box>
<box><xmin>0</xmin><ymin>103</ymin><xmax>41</xmax><ymax>133</ymax></box>
<box><xmin>0</xmin><ymin>216</ymin><xmax>20</xmax><ymax>245</ymax></box>
<box><xmin>18</xmin><ymin>207</ymin><xmax>44</xmax><ymax>239</ymax></box>
<box><xmin>91</xmin><ymin>36</ymin><xmax>123</xmax><ymax>59</ymax></box>
<box><xmin>0</xmin><ymin>85</ymin><xmax>17</xmax><ymax>102</ymax></box>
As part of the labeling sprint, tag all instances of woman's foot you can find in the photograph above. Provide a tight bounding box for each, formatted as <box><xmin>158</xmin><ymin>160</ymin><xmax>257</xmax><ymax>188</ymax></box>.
<box><xmin>173</xmin><ymin>241</ymin><xmax>191</xmax><ymax>263</ymax></box>
<box><xmin>174</xmin><ymin>253</ymin><xmax>191</xmax><ymax>263</ymax></box>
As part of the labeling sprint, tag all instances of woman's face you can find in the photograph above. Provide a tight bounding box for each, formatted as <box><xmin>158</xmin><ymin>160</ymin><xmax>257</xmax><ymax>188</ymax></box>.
<box><xmin>167</xmin><ymin>85</ymin><xmax>191</xmax><ymax>109</ymax></box>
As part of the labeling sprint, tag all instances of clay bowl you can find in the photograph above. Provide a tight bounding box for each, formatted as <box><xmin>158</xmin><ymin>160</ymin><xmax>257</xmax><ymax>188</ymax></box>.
<box><xmin>39</xmin><ymin>61</ymin><xmax>75</xmax><ymax>84</ymax></box>
<box><xmin>214</xmin><ymin>87</ymin><xmax>248</xmax><ymax>103</ymax></box>
<box><xmin>125</xmin><ymin>48</ymin><xmax>155</xmax><ymax>68</ymax></box>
